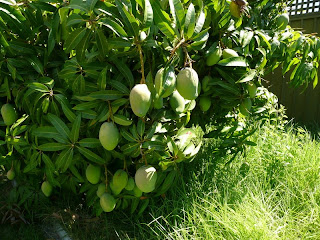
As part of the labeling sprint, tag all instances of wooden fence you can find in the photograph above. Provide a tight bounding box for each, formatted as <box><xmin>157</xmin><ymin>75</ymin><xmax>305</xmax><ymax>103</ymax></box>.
<box><xmin>264</xmin><ymin>1</ymin><xmax>320</xmax><ymax>123</ymax></box>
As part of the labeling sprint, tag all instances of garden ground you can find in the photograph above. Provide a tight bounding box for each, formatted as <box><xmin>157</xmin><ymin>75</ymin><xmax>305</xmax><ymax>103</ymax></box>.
<box><xmin>1</xmin><ymin>120</ymin><xmax>320</xmax><ymax>239</ymax></box>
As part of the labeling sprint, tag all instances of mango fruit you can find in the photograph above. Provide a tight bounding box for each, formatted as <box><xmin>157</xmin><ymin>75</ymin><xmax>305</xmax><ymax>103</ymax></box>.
<box><xmin>130</xmin><ymin>84</ymin><xmax>152</xmax><ymax>117</ymax></box>
<box><xmin>206</xmin><ymin>47</ymin><xmax>222</xmax><ymax>66</ymax></box>
<box><xmin>176</xmin><ymin>68</ymin><xmax>199</xmax><ymax>100</ymax></box>
<box><xmin>125</xmin><ymin>177</ymin><xmax>135</xmax><ymax>191</ymax></box>
<box><xmin>113</xmin><ymin>169</ymin><xmax>128</xmax><ymax>191</ymax></box>
<box><xmin>276</xmin><ymin>13</ymin><xmax>289</xmax><ymax>30</ymax></box>
<box><xmin>247</xmin><ymin>82</ymin><xmax>257</xmax><ymax>98</ymax></box>
<box><xmin>199</xmin><ymin>96</ymin><xmax>211</xmax><ymax>112</ymax></box>
<box><xmin>239</xmin><ymin>98</ymin><xmax>252</xmax><ymax>116</ymax></box>
<box><xmin>170</xmin><ymin>90</ymin><xmax>185</xmax><ymax>113</ymax></box>
<box><xmin>222</xmin><ymin>49</ymin><xmax>239</xmax><ymax>59</ymax></box>
<box><xmin>97</xmin><ymin>183</ymin><xmax>106</xmax><ymax>198</ymax></box>
<box><xmin>100</xmin><ymin>193</ymin><xmax>116</xmax><ymax>212</ymax></box>
<box><xmin>1</xmin><ymin>104</ymin><xmax>17</xmax><ymax>126</ymax></box>
<box><xmin>86</xmin><ymin>164</ymin><xmax>101</xmax><ymax>184</ymax></box>
<box><xmin>133</xmin><ymin>184</ymin><xmax>142</xmax><ymax>197</ymax></box>
<box><xmin>41</xmin><ymin>181</ymin><xmax>53</xmax><ymax>197</ymax></box>
<box><xmin>99</xmin><ymin>122</ymin><xmax>119</xmax><ymax>151</ymax></box>
<box><xmin>135</xmin><ymin>165</ymin><xmax>157</xmax><ymax>193</ymax></box>
<box><xmin>110</xmin><ymin>180</ymin><xmax>122</xmax><ymax>196</ymax></box>
<box><xmin>230</xmin><ymin>1</ymin><xmax>241</xmax><ymax>18</ymax></box>
<box><xmin>155</xmin><ymin>68</ymin><xmax>176</xmax><ymax>98</ymax></box>
<box><xmin>7</xmin><ymin>169</ymin><xmax>15</xmax><ymax>180</ymax></box>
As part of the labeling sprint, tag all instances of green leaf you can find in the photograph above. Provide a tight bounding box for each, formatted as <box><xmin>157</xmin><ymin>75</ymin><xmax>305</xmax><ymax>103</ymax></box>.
<box><xmin>47</xmin><ymin>113</ymin><xmax>71</xmax><ymax>140</ymax></box>
<box><xmin>155</xmin><ymin>170</ymin><xmax>176</xmax><ymax>196</ymax></box>
<box><xmin>54</xmin><ymin>94</ymin><xmax>77</xmax><ymax>122</ymax></box>
<box><xmin>114</xmin><ymin>0</ymin><xmax>139</xmax><ymax>37</ymax></box>
<box><xmin>217</xmin><ymin>57</ymin><xmax>248</xmax><ymax>67</ymax></box>
<box><xmin>23</xmin><ymin>152</ymin><xmax>40</xmax><ymax>173</ymax></box>
<box><xmin>42</xmin><ymin>153</ymin><xmax>56</xmax><ymax>172</ymax></box>
<box><xmin>143</xmin><ymin>0</ymin><xmax>153</xmax><ymax>31</ymax></box>
<box><xmin>87</xmin><ymin>0</ymin><xmax>99</xmax><ymax>11</ymax></box>
<box><xmin>184</xmin><ymin>3</ymin><xmax>195</xmax><ymax>39</ymax></box>
<box><xmin>76</xmin><ymin>146</ymin><xmax>105</xmax><ymax>164</ymax></box>
<box><xmin>70</xmin><ymin>114</ymin><xmax>81</xmax><ymax>143</ymax></box>
<box><xmin>48</xmin><ymin>29</ymin><xmax>55</xmax><ymax>56</ymax></box>
<box><xmin>66</xmin><ymin>13</ymin><xmax>85</xmax><ymax>27</ymax></box>
<box><xmin>38</xmin><ymin>142</ymin><xmax>69</xmax><ymax>151</ymax></box>
<box><xmin>33</xmin><ymin>126</ymin><xmax>68</xmax><ymax>143</ymax></box>
<box><xmin>95</xmin><ymin>29</ymin><xmax>108</xmax><ymax>57</ymax></box>
<box><xmin>73</xmin><ymin>101</ymin><xmax>100</xmax><ymax>111</ymax></box>
<box><xmin>88</xmin><ymin>90</ymin><xmax>124</xmax><ymax>100</ymax></box>
<box><xmin>137</xmin><ymin>119</ymin><xmax>145</xmax><ymax>138</ymax></box>
<box><xmin>193</xmin><ymin>9</ymin><xmax>205</xmax><ymax>36</ymax></box>
<box><xmin>67</xmin><ymin>0</ymin><xmax>89</xmax><ymax>12</ymax></box>
<box><xmin>100</xmin><ymin>18</ymin><xmax>128</xmax><ymax>37</ymax></box>
<box><xmin>78</xmin><ymin>138</ymin><xmax>101</xmax><ymax>148</ymax></box>
<box><xmin>76</xmin><ymin>30</ymin><xmax>92</xmax><ymax>62</ymax></box>
<box><xmin>120</xmin><ymin>128</ymin><xmax>137</xmax><ymax>142</ymax></box>
<box><xmin>151</xmin><ymin>0</ymin><xmax>175</xmax><ymax>40</ymax></box>
<box><xmin>109</xmin><ymin>80</ymin><xmax>130</xmax><ymax>94</ymax></box>
<box><xmin>169</xmin><ymin>0</ymin><xmax>184</xmax><ymax>28</ymax></box>
<box><xmin>236</xmin><ymin>69</ymin><xmax>256</xmax><ymax>83</ymax></box>
<box><xmin>26</xmin><ymin>56</ymin><xmax>44</xmax><ymax>75</ymax></box>
<box><xmin>28</xmin><ymin>82</ymin><xmax>49</xmax><ymax>93</ymax></box>
<box><xmin>121</xmin><ymin>142</ymin><xmax>140</xmax><ymax>155</ymax></box>
<box><xmin>65</xmin><ymin>28</ymin><xmax>87</xmax><ymax>53</ymax></box>
<box><xmin>55</xmin><ymin>148</ymin><xmax>74</xmax><ymax>172</ymax></box>
<box><xmin>111</xmin><ymin>59</ymin><xmax>134</xmax><ymax>88</ymax></box>
<box><xmin>113</xmin><ymin>114</ymin><xmax>133</xmax><ymax>126</ymax></box>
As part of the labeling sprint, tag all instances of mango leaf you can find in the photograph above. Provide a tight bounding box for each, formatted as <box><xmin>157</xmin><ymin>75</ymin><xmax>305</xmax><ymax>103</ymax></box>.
<box><xmin>111</xmin><ymin>59</ymin><xmax>134</xmax><ymax>88</ymax></box>
<box><xmin>236</xmin><ymin>69</ymin><xmax>256</xmax><ymax>83</ymax></box>
<box><xmin>55</xmin><ymin>147</ymin><xmax>74</xmax><ymax>172</ymax></box>
<box><xmin>137</xmin><ymin>199</ymin><xmax>149</xmax><ymax>217</ymax></box>
<box><xmin>88</xmin><ymin>90</ymin><xmax>124</xmax><ymax>100</ymax></box>
<box><xmin>33</xmin><ymin>126</ymin><xmax>68</xmax><ymax>143</ymax></box>
<box><xmin>114</xmin><ymin>0</ymin><xmax>139</xmax><ymax>37</ymax></box>
<box><xmin>100</xmin><ymin>18</ymin><xmax>128</xmax><ymax>37</ymax></box>
<box><xmin>23</xmin><ymin>152</ymin><xmax>40</xmax><ymax>173</ymax></box>
<box><xmin>66</xmin><ymin>13</ymin><xmax>85</xmax><ymax>27</ymax></box>
<box><xmin>121</xmin><ymin>142</ymin><xmax>140</xmax><ymax>155</ymax></box>
<box><xmin>47</xmin><ymin>113</ymin><xmax>71</xmax><ymax>140</ymax></box>
<box><xmin>109</xmin><ymin>80</ymin><xmax>130</xmax><ymax>94</ymax></box>
<box><xmin>193</xmin><ymin>9</ymin><xmax>205</xmax><ymax>36</ymax></box>
<box><xmin>169</xmin><ymin>0</ymin><xmax>184</xmax><ymax>28</ymax></box>
<box><xmin>67</xmin><ymin>0</ymin><xmax>89</xmax><ymax>12</ymax></box>
<box><xmin>95</xmin><ymin>29</ymin><xmax>108</xmax><ymax>57</ymax></box>
<box><xmin>87</xmin><ymin>0</ymin><xmax>99</xmax><ymax>11</ymax></box>
<box><xmin>151</xmin><ymin>0</ymin><xmax>175</xmax><ymax>40</ymax></box>
<box><xmin>184</xmin><ymin>3</ymin><xmax>195</xmax><ymax>39</ymax></box>
<box><xmin>38</xmin><ymin>142</ymin><xmax>69</xmax><ymax>151</ymax></box>
<box><xmin>28</xmin><ymin>82</ymin><xmax>49</xmax><ymax>93</ymax></box>
<box><xmin>42</xmin><ymin>153</ymin><xmax>56</xmax><ymax>172</ymax></box>
<box><xmin>155</xmin><ymin>170</ymin><xmax>176</xmax><ymax>196</ymax></box>
<box><xmin>65</xmin><ymin>28</ymin><xmax>87</xmax><ymax>53</ymax></box>
<box><xmin>77</xmin><ymin>146</ymin><xmax>105</xmax><ymax>164</ymax></box>
<box><xmin>78</xmin><ymin>138</ymin><xmax>101</xmax><ymax>148</ymax></box>
<box><xmin>143</xmin><ymin>0</ymin><xmax>153</xmax><ymax>31</ymax></box>
<box><xmin>76</xmin><ymin>30</ymin><xmax>92</xmax><ymax>62</ymax></box>
<box><xmin>120</xmin><ymin>128</ymin><xmax>137</xmax><ymax>142</ymax></box>
<box><xmin>73</xmin><ymin>101</ymin><xmax>100</xmax><ymax>111</ymax></box>
<box><xmin>113</xmin><ymin>114</ymin><xmax>132</xmax><ymax>126</ymax></box>
<box><xmin>70</xmin><ymin>114</ymin><xmax>81</xmax><ymax>143</ymax></box>
<box><xmin>137</xmin><ymin>119</ymin><xmax>145</xmax><ymax>138</ymax></box>
<box><xmin>54</xmin><ymin>94</ymin><xmax>77</xmax><ymax>122</ymax></box>
<box><xmin>217</xmin><ymin>57</ymin><xmax>248</xmax><ymax>67</ymax></box>
<box><xmin>26</xmin><ymin>56</ymin><xmax>44</xmax><ymax>75</ymax></box>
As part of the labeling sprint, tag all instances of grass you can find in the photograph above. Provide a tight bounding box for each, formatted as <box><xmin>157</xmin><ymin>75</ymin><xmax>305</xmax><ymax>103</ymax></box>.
<box><xmin>2</xmin><ymin>121</ymin><xmax>320</xmax><ymax>239</ymax></box>
<box><xmin>90</xmin><ymin>122</ymin><xmax>320</xmax><ymax>239</ymax></box>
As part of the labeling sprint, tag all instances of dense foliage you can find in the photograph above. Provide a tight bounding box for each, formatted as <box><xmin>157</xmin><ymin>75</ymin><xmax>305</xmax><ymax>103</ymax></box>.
<box><xmin>0</xmin><ymin>0</ymin><xmax>318</xmax><ymax>215</ymax></box>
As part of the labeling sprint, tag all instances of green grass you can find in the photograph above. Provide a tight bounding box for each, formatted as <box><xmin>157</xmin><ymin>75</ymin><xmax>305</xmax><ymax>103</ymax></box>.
<box><xmin>76</xmin><ymin>122</ymin><xmax>320</xmax><ymax>240</ymax></box>
<box><xmin>2</xmin><ymin>122</ymin><xmax>320</xmax><ymax>239</ymax></box>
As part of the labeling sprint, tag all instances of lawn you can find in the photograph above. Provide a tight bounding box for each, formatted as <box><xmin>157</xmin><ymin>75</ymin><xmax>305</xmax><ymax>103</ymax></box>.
<box><xmin>2</xmin><ymin>121</ymin><xmax>320</xmax><ymax>239</ymax></box>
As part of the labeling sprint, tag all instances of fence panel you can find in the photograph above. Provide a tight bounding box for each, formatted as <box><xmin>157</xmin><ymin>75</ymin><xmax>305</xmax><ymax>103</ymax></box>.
<box><xmin>265</xmin><ymin>2</ymin><xmax>320</xmax><ymax>123</ymax></box>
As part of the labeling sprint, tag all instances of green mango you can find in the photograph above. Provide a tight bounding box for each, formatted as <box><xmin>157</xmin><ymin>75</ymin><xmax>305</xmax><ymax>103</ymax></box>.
<box><xmin>97</xmin><ymin>183</ymin><xmax>106</xmax><ymax>198</ymax></box>
<box><xmin>130</xmin><ymin>84</ymin><xmax>152</xmax><ymax>117</ymax></box>
<box><xmin>7</xmin><ymin>169</ymin><xmax>15</xmax><ymax>180</ymax></box>
<box><xmin>1</xmin><ymin>104</ymin><xmax>17</xmax><ymax>126</ymax></box>
<box><xmin>206</xmin><ymin>47</ymin><xmax>222</xmax><ymax>66</ymax></box>
<box><xmin>135</xmin><ymin>165</ymin><xmax>157</xmax><ymax>193</ymax></box>
<box><xmin>86</xmin><ymin>164</ymin><xmax>101</xmax><ymax>184</ymax></box>
<box><xmin>155</xmin><ymin>68</ymin><xmax>176</xmax><ymax>98</ymax></box>
<box><xmin>125</xmin><ymin>177</ymin><xmax>135</xmax><ymax>191</ymax></box>
<box><xmin>41</xmin><ymin>181</ymin><xmax>53</xmax><ymax>197</ymax></box>
<box><xmin>176</xmin><ymin>68</ymin><xmax>199</xmax><ymax>100</ymax></box>
<box><xmin>239</xmin><ymin>98</ymin><xmax>252</xmax><ymax>116</ymax></box>
<box><xmin>276</xmin><ymin>13</ymin><xmax>289</xmax><ymax>30</ymax></box>
<box><xmin>113</xmin><ymin>169</ymin><xmax>128</xmax><ymax>191</ymax></box>
<box><xmin>199</xmin><ymin>96</ymin><xmax>211</xmax><ymax>112</ymax></box>
<box><xmin>99</xmin><ymin>122</ymin><xmax>119</xmax><ymax>151</ymax></box>
<box><xmin>170</xmin><ymin>90</ymin><xmax>185</xmax><ymax>113</ymax></box>
<box><xmin>100</xmin><ymin>193</ymin><xmax>116</xmax><ymax>212</ymax></box>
